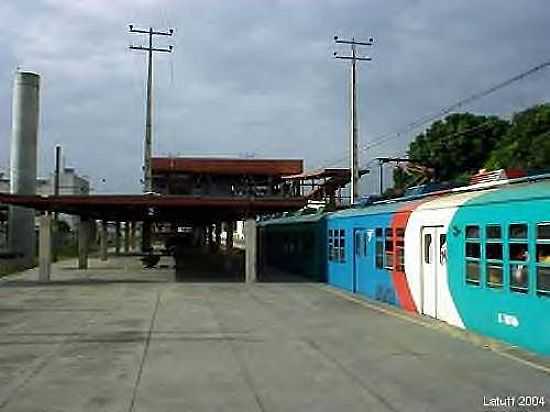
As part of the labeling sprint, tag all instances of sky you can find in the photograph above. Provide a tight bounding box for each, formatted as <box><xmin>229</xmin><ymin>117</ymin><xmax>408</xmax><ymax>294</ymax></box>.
<box><xmin>0</xmin><ymin>0</ymin><xmax>549</xmax><ymax>194</ymax></box>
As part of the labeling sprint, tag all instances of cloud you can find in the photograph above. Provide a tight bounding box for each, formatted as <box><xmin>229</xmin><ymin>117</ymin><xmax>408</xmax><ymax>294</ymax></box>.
<box><xmin>0</xmin><ymin>0</ymin><xmax>549</xmax><ymax>194</ymax></box>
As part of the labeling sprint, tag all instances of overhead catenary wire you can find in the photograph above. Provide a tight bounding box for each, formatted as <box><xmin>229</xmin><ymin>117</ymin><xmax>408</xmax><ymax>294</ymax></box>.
<box><xmin>360</xmin><ymin>118</ymin><xmax>504</xmax><ymax>169</ymax></box>
<box><xmin>319</xmin><ymin>57</ymin><xmax>550</xmax><ymax>170</ymax></box>
<box><xmin>360</xmin><ymin>57</ymin><xmax>550</xmax><ymax>154</ymax></box>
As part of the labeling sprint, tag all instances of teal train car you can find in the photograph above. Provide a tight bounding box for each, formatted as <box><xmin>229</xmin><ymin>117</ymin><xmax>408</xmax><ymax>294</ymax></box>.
<box><xmin>258</xmin><ymin>212</ymin><xmax>327</xmax><ymax>281</ymax></box>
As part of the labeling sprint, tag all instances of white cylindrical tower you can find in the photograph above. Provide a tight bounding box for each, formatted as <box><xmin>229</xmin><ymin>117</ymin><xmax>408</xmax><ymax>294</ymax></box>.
<box><xmin>8</xmin><ymin>71</ymin><xmax>40</xmax><ymax>264</ymax></box>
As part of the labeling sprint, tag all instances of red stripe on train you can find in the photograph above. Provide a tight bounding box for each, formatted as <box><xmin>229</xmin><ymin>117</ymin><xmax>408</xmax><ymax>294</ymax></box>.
<box><xmin>391</xmin><ymin>201</ymin><xmax>422</xmax><ymax>313</ymax></box>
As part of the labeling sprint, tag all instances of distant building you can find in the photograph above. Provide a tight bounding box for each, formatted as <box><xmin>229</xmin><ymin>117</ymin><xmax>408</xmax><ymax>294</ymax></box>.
<box><xmin>0</xmin><ymin>167</ymin><xmax>90</xmax><ymax>232</ymax></box>
<box><xmin>151</xmin><ymin>157</ymin><xmax>304</xmax><ymax>243</ymax></box>
<box><xmin>151</xmin><ymin>157</ymin><xmax>304</xmax><ymax>197</ymax></box>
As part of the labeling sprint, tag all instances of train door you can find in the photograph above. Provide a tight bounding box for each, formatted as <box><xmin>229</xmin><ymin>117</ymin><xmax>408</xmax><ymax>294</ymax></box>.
<box><xmin>353</xmin><ymin>228</ymin><xmax>369</xmax><ymax>293</ymax></box>
<box><xmin>420</xmin><ymin>226</ymin><xmax>446</xmax><ymax>318</ymax></box>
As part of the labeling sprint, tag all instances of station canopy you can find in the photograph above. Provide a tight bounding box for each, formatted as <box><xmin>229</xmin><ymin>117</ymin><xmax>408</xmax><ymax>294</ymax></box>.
<box><xmin>0</xmin><ymin>193</ymin><xmax>306</xmax><ymax>223</ymax></box>
<box><xmin>152</xmin><ymin>157</ymin><xmax>303</xmax><ymax>176</ymax></box>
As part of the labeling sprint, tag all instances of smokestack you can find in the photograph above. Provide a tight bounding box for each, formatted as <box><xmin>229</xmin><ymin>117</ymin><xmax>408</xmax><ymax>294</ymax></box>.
<box><xmin>8</xmin><ymin>71</ymin><xmax>40</xmax><ymax>264</ymax></box>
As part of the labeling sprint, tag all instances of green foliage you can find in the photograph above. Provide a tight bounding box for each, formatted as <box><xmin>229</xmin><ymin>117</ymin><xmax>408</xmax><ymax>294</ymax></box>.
<box><xmin>407</xmin><ymin>113</ymin><xmax>509</xmax><ymax>182</ymax></box>
<box><xmin>485</xmin><ymin>103</ymin><xmax>550</xmax><ymax>171</ymax></box>
<box><xmin>392</xmin><ymin>103</ymin><xmax>550</xmax><ymax>192</ymax></box>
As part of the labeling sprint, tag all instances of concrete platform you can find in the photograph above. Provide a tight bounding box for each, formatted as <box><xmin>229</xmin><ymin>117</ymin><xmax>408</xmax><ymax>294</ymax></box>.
<box><xmin>0</xmin><ymin>257</ymin><xmax>548</xmax><ymax>412</ymax></box>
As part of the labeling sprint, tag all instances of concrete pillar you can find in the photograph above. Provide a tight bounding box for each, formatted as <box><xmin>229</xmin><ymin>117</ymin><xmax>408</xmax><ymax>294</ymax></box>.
<box><xmin>244</xmin><ymin>218</ymin><xmax>257</xmax><ymax>283</ymax></box>
<box><xmin>100</xmin><ymin>220</ymin><xmax>108</xmax><ymax>261</ymax></box>
<box><xmin>215</xmin><ymin>222</ymin><xmax>222</xmax><ymax>251</ymax></box>
<box><xmin>51</xmin><ymin>216</ymin><xmax>58</xmax><ymax>263</ymax></box>
<box><xmin>124</xmin><ymin>221</ymin><xmax>130</xmax><ymax>253</ymax></box>
<box><xmin>8</xmin><ymin>71</ymin><xmax>40</xmax><ymax>265</ymax></box>
<box><xmin>38</xmin><ymin>214</ymin><xmax>52</xmax><ymax>281</ymax></box>
<box><xmin>78</xmin><ymin>217</ymin><xmax>90</xmax><ymax>270</ymax></box>
<box><xmin>130</xmin><ymin>222</ymin><xmax>136</xmax><ymax>251</ymax></box>
<box><xmin>225</xmin><ymin>221</ymin><xmax>234</xmax><ymax>251</ymax></box>
<box><xmin>115</xmin><ymin>221</ymin><xmax>121</xmax><ymax>255</ymax></box>
<box><xmin>142</xmin><ymin>221</ymin><xmax>152</xmax><ymax>253</ymax></box>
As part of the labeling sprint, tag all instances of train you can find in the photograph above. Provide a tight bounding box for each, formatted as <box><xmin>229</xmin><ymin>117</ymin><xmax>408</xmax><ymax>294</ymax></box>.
<box><xmin>258</xmin><ymin>212</ymin><xmax>326</xmax><ymax>282</ymax></box>
<box><xmin>258</xmin><ymin>173</ymin><xmax>550</xmax><ymax>356</ymax></box>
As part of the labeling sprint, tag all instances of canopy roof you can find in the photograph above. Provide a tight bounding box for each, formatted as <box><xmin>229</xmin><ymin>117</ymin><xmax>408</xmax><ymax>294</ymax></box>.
<box><xmin>152</xmin><ymin>157</ymin><xmax>303</xmax><ymax>176</ymax></box>
<box><xmin>0</xmin><ymin>193</ymin><xmax>307</xmax><ymax>223</ymax></box>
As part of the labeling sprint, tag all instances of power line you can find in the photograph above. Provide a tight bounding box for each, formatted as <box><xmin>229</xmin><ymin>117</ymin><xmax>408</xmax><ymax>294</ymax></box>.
<box><xmin>360</xmin><ymin>57</ymin><xmax>550</xmax><ymax>155</ymax></box>
<box><xmin>360</xmin><ymin>119</ymin><xmax>498</xmax><ymax>168</ymax></box>
<box><xmin>319</xmin><ymin>56</ymin><xmax>550</xmax><ymax>169</ymax></box>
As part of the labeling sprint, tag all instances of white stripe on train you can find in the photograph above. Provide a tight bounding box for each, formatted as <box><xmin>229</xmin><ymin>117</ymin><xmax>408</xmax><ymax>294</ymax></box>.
<box><xmin>404</xmin><ymin>190</ymin><xmax>491</xmax><ymax>328</ymax></box>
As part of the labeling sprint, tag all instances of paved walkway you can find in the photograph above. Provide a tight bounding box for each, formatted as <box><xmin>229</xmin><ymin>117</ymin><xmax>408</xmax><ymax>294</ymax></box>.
<box><xmin>0</xmin><ymin>257</ymin><xmax>548</xmax><ymax>412</ymax></box>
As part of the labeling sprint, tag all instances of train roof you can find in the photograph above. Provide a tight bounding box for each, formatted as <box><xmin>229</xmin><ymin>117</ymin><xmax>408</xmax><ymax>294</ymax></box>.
<box><xmin>327</xmin><ymin>173</ymin><xmax>550</xmax><ymax>220</ymax></box>
<box><xmin>257</xmin><ymin>211</ymin><xmax>326</xmax><ymax>226</ymax></box>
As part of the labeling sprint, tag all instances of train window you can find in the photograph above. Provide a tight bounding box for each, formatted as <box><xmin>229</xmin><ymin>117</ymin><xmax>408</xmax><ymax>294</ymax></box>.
<box><xmin>424</xmin><ymin>234</ymin><xmax>432</xmax><ymax>264</ymax></box>
<box><xmin>486</xmin><ymin>263</ymin><xmax>503</xmax><ymax>289</ymax></box>
<box><xmin>486</xmin><ymin>225</ymin><xmax>501</xmax><ymax>239</ymax></box>
<box><xmin>328</xmin><ymin>230</ymin><xmax>334</xmax><ymax>261</ymax></box>
<box><xmin>339</xmin><ymin>230</ymin><xmax>346</xmax><ymax>262</ymax></box>
<box><xmin>509</xmin><ymin>223</ymin><xmax>527</xmax><ymax>239</ymax></box>
<box><xmin>536</xmin><ymin>223</ymin><xmax>550</xmax><ymax>296</ymax></box>
<box><xmin>375</xmin><ymin>242</ymin><xmax>384</xmax><ymax>268</ymax></box>
<box><xmin>375</xmin><ymin>229</ymin><xmax>384</xmax><ymax>269</ymax></box>
<box><xmin>510</xmin><ymin>264</ymin><xmax>529</xmax><ymax>293</ymax></box>
<box><xmin>466</xmin><ymin>225</ymin><xmax>480</xmax><ymax>239</ymax></box>
<box><xmin>465</xmin><ymin>242</ymin><xmax>480</xmax><ymax>259</ymax></box>
<box><xmin>465</xmin><ymin>228</ymin><xmax>480</xmax><ymax>285</ymax></box>
<box><xmin>510</xmin><ymin>231</ymin><xmax>529</xmax><ymax>293</ymax></box>
<box><xmin>440</xmin><ymin>234</ymin><xmax>447</xmax><ymax>264</ymax></box>
<box><xmin>485</xmin><ymin>227</ymin><xmax>503</xmax><ymax>289</ymax></box>
<box><xmin>466</xmin><ymin>261</ymin><xmax>480</xmax><ymax>285</ymax></box>
<box><xmin>385</xmin><ymin>253</ymin><xmax>394</xmax><ymax>269</ymax></box>
<box><xmin>537</xmin><ymin>267</ymin><xmax>550</xmax><ymax>296</ymax></box>
<box><xmin>384</xmin><ymin>228</ymin><xmax>393</xmax><ymax>251</ymax></box>
<box><xmin>509</xmin><ymin>243</ymin><xmax>528</xmax><ymax>261</ymax></box>
<box><xmin>355</xmin><ymin>232</ymin><xmax>362</xmax><ymax>256</ymax></box>
<box><xmin>384</xmin><ymin>228</ymin><xmax>394</xmax><ymax>269</ymax></box>
<box><xmin>537</xmin><ymin>244</ymin><xmax>550</xmax><ymax>263</ymax></box>
<box><xmin>486</xmin><ymin>243</ymin><xmax>502</xmax><ymax>260</ymax></box>
<box><xmin>538</xmin><ymin>223</ymin><xmax>550</xmax><ymax>240</ymax></box>
<box><xmin>363</xmin><ymin>233</ymin><xmax>368</xmax><ymax>257</ymax></box>
<box><xmin>396</xmin><ymin>228</ymin><xmax>405</xmax><ymax>271</ymax></box>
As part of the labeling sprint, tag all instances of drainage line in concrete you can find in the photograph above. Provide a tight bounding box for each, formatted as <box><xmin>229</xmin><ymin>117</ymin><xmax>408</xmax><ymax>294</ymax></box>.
<box><xmin>128</xmin><ymin>290</ymin><xmax>161</xmax><ymax>412</ymax></box>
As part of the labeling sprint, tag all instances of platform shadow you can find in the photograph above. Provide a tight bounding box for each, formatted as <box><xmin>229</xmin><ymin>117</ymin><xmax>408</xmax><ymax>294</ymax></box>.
<box><xmin>1</xmin><ymin>278</ymin><xmax>167</xmax><ymax>288</ymax></box>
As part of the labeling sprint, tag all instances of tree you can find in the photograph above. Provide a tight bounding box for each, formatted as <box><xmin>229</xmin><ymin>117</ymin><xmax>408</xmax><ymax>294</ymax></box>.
<box><xmin>393</xmin><ymin>113</ymin><xmax>509</xmax><ymax>191</ymax></box>
<box><xmin>485</xmin><ymin>103</ymin><xmax>550</xmax><ymax>172</ymax></box>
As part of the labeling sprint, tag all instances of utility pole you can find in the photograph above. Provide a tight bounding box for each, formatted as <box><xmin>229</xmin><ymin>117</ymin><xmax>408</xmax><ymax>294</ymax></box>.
<box><xmin>333</xmin><ymin>35</ymin><xmax>373</xmax><ymax>205</ymax></box>
<box><xmin>52</xmin><ymin>144</ymin><xmax>61</xmax><ymax>262</ymax></box>
<box><xmin>128</xmin><ymin>25</ymin><xmax>174</xmax><ymax>193</ymax></box>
